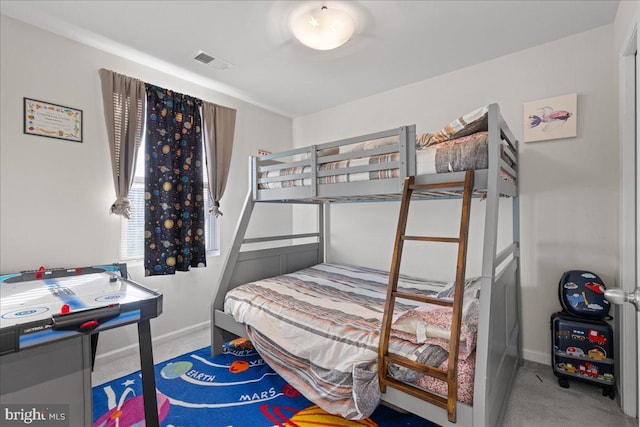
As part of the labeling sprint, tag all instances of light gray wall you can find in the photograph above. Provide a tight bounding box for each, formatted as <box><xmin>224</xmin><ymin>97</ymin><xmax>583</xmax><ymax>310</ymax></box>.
<box><xmin>0</xmin><ymin>15</ymin><xmax>293</xmax><ymax>360</ymax></box>
<box><xmin>614</xmin><ymin>0</ymin><xmax>639</xmax><ymax>52</ymax></box>
<box><xmin>292</xmin><ymin>24</ymin><xmax>618</xmax><ymax>365</ymax></box>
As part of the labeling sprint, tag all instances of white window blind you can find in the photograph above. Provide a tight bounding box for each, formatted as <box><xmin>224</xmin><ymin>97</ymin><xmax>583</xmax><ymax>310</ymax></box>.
<box><xmin>120</xmin><ymin>139</ymin><xmax>219</xmax><ymax>261</ymax></box>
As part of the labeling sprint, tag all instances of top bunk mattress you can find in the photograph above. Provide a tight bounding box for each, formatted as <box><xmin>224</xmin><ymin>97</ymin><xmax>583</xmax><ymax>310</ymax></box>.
<box><xmin>224</xmin><ymin>263</ymin><xmax>481</xmax><ymax>419</ymax></box>
<box><xmin>259</xmin><ymin>131</ymin><xmax>497</xmax><ymax>189</ymax></box>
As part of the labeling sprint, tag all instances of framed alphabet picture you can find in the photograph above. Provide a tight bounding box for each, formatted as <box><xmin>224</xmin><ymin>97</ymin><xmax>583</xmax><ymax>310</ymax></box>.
<box><xmin>24</xmin><ymin>98</ymin><xmax>83</xmax><ymax>143</ymax></box>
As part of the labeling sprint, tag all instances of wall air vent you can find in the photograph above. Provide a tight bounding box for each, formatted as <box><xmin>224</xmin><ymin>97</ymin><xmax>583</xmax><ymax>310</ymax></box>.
<box><xmin>193</xmin><ymin>50</ymin><xmax>232</xmax><ymax>71</ymax></box>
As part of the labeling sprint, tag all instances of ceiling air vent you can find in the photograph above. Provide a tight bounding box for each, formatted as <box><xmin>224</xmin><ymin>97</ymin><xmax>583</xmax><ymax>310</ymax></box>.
<box><xmin>193</xmin><ymin>50</ymin><xmax>232</xmax><ymax>71</ymax></box>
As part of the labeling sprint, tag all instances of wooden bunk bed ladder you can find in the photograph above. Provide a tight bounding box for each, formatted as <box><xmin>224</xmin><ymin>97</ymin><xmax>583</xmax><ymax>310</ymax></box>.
<box><xmin>378</xmin><ymin>170</ymin><xmax>474</xmax><ymax>423</ymax></box>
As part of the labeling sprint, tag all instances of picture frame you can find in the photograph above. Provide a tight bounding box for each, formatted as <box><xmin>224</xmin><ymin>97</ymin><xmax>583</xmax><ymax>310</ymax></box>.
<box><xmin>24</xmin><ymin>98</ymin><xmax>83</xmax><ymax>143</ymax></box>
<box><xmin>523</xmin><ymin>93</ymin><xmax>577</xmax><ymax>143</ymax></box>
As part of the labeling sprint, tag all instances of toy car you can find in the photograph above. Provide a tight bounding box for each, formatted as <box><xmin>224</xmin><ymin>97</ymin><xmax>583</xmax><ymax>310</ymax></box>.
<box><xmin>556</xmin><ymin>362</ymin><xmax>576</xmax><ymax>374</ymax></box>
<box><xmin>587</xmin><ymin>348</ymin><xmax>606</xmax><ymax>360</ymax></box>
<box><xmin>566</xmin><ymin>346</ymin><xmax>585</xmax><ymax>357</ymax></box>
<box><xmin>588</xmin><ymin>329</ymin><xmax>607</xmax><ymax>345</ymax></box>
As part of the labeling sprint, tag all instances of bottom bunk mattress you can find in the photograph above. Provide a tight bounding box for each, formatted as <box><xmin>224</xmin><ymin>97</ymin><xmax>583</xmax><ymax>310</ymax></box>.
<box><xmin>224</xmin><ymin>263</ymin><xmax>480</xmax><ymax>420</ymax></box>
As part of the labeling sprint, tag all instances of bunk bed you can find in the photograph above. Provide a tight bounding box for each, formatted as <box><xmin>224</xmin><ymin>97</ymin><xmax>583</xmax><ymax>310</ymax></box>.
<box><xmin>210</xmin><ymin>103</ymin><xmax>521</xmax><ymax>427</ymax></box>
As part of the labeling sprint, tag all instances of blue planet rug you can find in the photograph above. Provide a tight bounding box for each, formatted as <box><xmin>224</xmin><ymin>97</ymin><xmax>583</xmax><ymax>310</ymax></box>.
<box><xmin>92</xmin><ymin>339</ymin><xmax>436</xmax><ymax>426</ymax></box>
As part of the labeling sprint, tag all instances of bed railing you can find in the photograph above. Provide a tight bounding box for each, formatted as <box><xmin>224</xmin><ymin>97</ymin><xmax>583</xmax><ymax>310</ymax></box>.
<box><xmin>250</xmin><ymin>104</ymin><xmax>518</xmax><ymax>204</ymax></box>
<box><xmin>251</xmin><ymin>125</ymin><xmax>416</xmax><ymax>202</ymax></box>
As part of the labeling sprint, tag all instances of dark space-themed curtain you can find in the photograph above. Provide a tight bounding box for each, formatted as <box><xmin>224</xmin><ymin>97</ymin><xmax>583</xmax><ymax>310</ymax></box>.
<box><xmin>144</xmin><ymin>84</ymin><xmax>206</xmax><ymax>276</ymax></box>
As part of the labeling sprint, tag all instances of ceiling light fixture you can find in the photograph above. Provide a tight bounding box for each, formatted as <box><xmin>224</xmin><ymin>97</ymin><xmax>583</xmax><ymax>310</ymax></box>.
<box><xmin>292</xmin><ymin>5</ymin><xmax>355</xmax><ymax>51</ymax></box>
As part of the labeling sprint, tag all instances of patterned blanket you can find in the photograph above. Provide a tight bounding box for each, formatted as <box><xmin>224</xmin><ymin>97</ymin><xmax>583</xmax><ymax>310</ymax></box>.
<box><xmin>224</xmin><ymin>264</ymin><xmax>480</xmax><ymax>419</ymax></box>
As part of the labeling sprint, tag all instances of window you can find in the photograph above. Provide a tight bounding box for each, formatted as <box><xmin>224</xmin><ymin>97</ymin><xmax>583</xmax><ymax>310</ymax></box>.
<box><xmin>120</xmin><ymin>138</ymin><xmax>219</xmax><ymax>260</ymax></box>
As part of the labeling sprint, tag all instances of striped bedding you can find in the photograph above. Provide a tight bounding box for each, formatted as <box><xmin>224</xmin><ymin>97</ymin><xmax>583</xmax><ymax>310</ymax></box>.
<box><xmin>259</xmin><ymin>152</ymin><xmax>401</xmax><ymax>189</ymax></box>
<box><xmin>258</xmin><ymin>132</ymin><xmax>498</xmax><ymax>189</ymax></box>
<box><xmin>224</xmin><ymin>263</ymin><xmax>480</xmax><ymax>420</ymax></box>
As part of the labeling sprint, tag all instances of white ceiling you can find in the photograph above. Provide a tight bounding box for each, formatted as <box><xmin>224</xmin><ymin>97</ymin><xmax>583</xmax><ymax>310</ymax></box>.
<box><xmin>1</xmin><ymin>1</ymin><xmax>620</xmax><ymax>118</ymax></box>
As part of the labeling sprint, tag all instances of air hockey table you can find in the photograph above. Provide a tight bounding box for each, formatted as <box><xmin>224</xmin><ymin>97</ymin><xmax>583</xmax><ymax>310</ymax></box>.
<box><xmin>0</xmin><ymin>264</ymin><xmax>163</xmax><ymax>427</ymax></box>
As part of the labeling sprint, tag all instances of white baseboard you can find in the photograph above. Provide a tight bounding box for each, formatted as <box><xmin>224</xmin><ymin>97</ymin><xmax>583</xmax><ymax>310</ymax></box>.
<box><xmin>523</xmin><ymin>348</ymin><xmax>550</xmax><ymax>366</ymax></box>
<box><xmin>94</xmin><ymin>321</ymin><xmax>210</xmax><ymax>365</ymax></box>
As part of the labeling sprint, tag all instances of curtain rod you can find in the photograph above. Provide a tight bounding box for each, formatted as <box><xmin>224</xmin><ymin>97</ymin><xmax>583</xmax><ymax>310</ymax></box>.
<box><xmin>99</xmin><ymin>68</ymin><xmax>236</xmax><ymax>112</ymax></box>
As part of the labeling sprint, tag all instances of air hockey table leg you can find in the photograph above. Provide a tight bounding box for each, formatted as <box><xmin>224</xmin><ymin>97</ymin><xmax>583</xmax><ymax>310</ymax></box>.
<box><xmin>91</xmin><ymin>333</ymin><xmax>99</xmax><ymax>370</ymax></box>
<box><xmin>138</xmin><ymin>319</ymin><xmax>159</xmax><ymax>427</ymax></box>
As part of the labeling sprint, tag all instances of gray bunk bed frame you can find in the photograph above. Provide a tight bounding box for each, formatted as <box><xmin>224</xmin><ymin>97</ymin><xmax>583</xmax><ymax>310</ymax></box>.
<box><xmin>211</xmin><ymin>103</ymin><xmax>521</xmax><ymax>427</ymax></box>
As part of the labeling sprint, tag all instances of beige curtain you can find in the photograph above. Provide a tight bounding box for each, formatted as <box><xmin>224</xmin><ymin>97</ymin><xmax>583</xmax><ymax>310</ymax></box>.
<box><xmin>99</xmin><ymin>69</ymin><xmax>145</xmax><ymax>219</ymax></box>
<box><xmin>201</xmin><ymin>101</ymin><xmax>237</xmax><ymax>217</ymax></box>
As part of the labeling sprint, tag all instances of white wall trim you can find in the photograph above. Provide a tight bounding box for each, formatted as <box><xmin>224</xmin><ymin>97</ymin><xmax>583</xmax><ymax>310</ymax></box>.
<box><xmin>617</xmin><ymin>11</ymin><xmax>638</xmax><ymax>418</ymax></box>
<box><xmin>523</xmin><ymin>349</ymin><xmax>550</xmax><ymax>366</ymax></box>
<box><xmin>94</xmin><ymin>320</ymin><xmax>210</xmax><ymax>365</ymax></box>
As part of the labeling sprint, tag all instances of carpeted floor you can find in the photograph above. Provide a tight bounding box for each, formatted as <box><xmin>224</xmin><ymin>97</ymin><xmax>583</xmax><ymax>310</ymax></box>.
<box><xmin>92</xmin><ymin>339</ymin><xmax>435</xmax><ymax>427</ymax></box>
<box><xmin>502</xmin><ymin>360</ymin><xmax>637</xmax><ymax>427</ymax></box>
<box><xmin>93</xmin><ymin>327</ymin><xmax>638</xmax><ymax>427</ymax></box>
